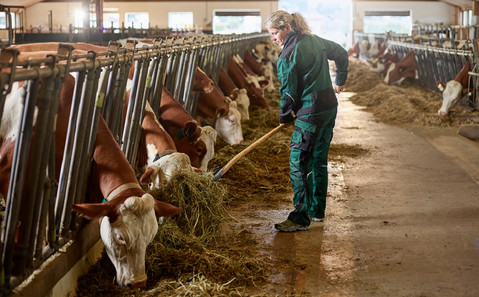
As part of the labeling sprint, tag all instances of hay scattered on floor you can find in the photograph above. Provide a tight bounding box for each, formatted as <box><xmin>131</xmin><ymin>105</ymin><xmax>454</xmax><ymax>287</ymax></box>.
<box><xmin>76</xmin><ymin>64</ymin><xmax>377</xmax><ymax>297</ymax></box>
<box><xmin>347</xmin><ymin>56</ymin><xmax>479</xmax><ymax>127</ymax></box>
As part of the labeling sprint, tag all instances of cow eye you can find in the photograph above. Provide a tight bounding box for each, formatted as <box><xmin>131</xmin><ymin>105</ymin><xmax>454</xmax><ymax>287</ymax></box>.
<box><xmin>116</xmin><ymin>233</ymin><xmax>126</xmax><ymax>245</ymax></box>
<box><xmin>196</xmin><ymin>147</ymin><xmax>204</xmax><ymax>153</ymax></box>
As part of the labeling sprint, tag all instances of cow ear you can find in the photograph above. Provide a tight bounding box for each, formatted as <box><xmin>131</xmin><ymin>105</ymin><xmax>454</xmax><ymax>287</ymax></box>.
<box><xmin>154</xmin><ymin>200</ymin><xmax>182</xmax><ymax>218</ymax></box>
<box><xmin>216</xmin><ymin>107</ymin><xmax>227</xmax><ymax>118</ymax></box>
<box><xmin>72</xmin><ymin>202</ymin><xmax>119</xmax><ymax>222</ymax></box>
<box><xmin>139</xmin><ymin>165</ymin><xmax>166</xmax><ymax>185</ymax></box>
<box><xmin>436</xmin><ymin>81</ymin><xmax>446</xmax><ymax>91</ymax></box>
<box><xmin>229</xmin><ymin>100</ymin><xmax>238</xmax><ymax>110</ymax></box>
<box><xmin>183</xmin><ymin>121</ymin><xmax>198</xmax><ymax>141</ymax></box>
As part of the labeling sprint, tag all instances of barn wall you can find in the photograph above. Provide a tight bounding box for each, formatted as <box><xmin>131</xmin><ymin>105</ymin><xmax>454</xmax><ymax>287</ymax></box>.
<box><xmin>23</xmin><ymin>1</ymin><xmax>279</xmax><ymax>31</ymax></box>
<box><xmin>352</xmin><ymin>1</ymin><xmax>456</xmax><ymax>33</ymax></box>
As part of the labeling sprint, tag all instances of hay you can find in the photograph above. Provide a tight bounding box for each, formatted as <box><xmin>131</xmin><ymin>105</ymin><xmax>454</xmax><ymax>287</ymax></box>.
<box><xmin>149</xmin><ymin>171</ymin><xmax>225</xmax><ymax>242</ymax></box>
<box><xmin>346</xmin><ymin>56</ymin><xmax>479</xmax><ymax>127</ymax></box>
<box><xmin>347</xmin><ymin>57</ymin><xmax>384</xmax><ymax>93</ymax></box>
<box><xmin>209</xmin><ymin>82</ymin><xmax>293</xmax><ymax>205</ymax></box>
<box><xmin>75</xmin><ymin>64</ymin><xmax>375</xmax><ymax>297</ymax></box>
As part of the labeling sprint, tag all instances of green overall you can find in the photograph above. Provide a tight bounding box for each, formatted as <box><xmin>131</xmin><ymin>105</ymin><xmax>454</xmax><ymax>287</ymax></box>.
<box><xmin>276</xmin><ymin>31</ymin><xmax>348</xmax><ymax>227</ymax></box>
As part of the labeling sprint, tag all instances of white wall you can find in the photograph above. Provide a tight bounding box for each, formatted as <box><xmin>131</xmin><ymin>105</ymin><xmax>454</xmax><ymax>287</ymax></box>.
<box><xmin>352</xmin><ymin>1</ymin><xmax>456</xmax><ymax>33</ymax></box>
<box><xmin>24</xmin><ymin>1</ymin><xmax>278</xmax><ymax>31</ymax></box>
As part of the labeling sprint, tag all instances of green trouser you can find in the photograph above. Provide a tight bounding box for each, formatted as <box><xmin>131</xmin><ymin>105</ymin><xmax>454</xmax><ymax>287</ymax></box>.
<box><xmin>287</xmin><ymin>107</ymin><xmax>337</xmax><ymax>226</ymax></box>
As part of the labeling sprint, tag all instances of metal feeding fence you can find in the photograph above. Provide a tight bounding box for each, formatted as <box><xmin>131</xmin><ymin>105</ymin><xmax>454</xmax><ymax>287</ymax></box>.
<box><xmin>0</xmin><ymin>32</ymin><xmax>269</xmax><ymax>296</ymax></box>
<box><xmin>353</xmin><ymin>30</ymin><xmax>479</xmax><ymax>111</ymax></box>
<box><xmin>388</xmin><ymin>40</ymin><xmax>477</xmax><ymax>109</ymax></box>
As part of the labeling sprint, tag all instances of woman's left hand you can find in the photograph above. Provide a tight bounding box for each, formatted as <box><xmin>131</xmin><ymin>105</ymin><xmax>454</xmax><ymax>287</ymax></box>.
<box><xmin>334</xmin><ymin>85</ymin><xmax>345</xmax><ymax>94</ymax></box>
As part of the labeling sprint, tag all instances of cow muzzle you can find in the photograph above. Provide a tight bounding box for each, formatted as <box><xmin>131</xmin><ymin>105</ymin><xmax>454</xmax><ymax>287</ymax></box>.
<box><xmin>129</xmin><ymin>280</ymin><xmax>147</xmax><ymax>289</ymax></box>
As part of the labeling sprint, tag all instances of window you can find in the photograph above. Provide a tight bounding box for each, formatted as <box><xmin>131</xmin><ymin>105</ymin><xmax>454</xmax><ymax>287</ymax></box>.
<box><xmin>125</xmin><ymin>12</ymin><xmax>149</xmax><ymax>29</ymax></box>
<box><xmin>461</xmin><ymin>10</ymin><xmax>472</xmax><ymax>26</ymax></box>
<box><xmin>74</xmin><ymin>9</ymin><xmax>84</xmax><ymax>28</ymax></box>
<box><xmin>363</xmin><ymin>11</ymin><xmax>411</xmax><ymax>34</ymax></box>
<box><xmin>75</xmin><ymin>8</ymin><xmax>96</xmax><ymax>29</ymax></box>
<box><xmin>213</xmin><ymin>10</ymin><xmax>261</xmax><ymax>35</ymax></box>
<box><xmin>104</xmin><ymin>13</ymin><xmax>120</xmax><ymax>29</ymax></box>
<box><xmin>0</xmin><ymin>12</ymin><xmax>16</xmax><ymax>29</ymax></box>
<box><xmin>168</xmin><ymin>12</ymin><xmax>193</xmax><ymax>30</ymax></box>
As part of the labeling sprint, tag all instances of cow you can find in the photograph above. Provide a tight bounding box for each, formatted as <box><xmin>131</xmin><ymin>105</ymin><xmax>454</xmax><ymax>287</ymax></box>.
<box><xmin>228</xmin><ymin>56</ymin><xmax>271</xmax><ymax>110</ymax></box>
<box><xmin>244</xmin><ymin>49</ymin><xmax>276</xmax><ymax>93</ymax></box>
<box><xmin>359</xmin><ymin>40</ymin><xmax>370</xmax><ymax>57</ymax></box>
<box><xmin>0</xmin><ymin>70</ymin><xmax>182</xmax><ymax>288</ymax></box>
<box><xmin>384</xmin><ymin>51</ymin><xmax>417</xmax><ymax>85</ymax></box>
<box><xmin>437</xmin><ymin>60</ymin><xmax>472</xmax><ymax>117</ymax></box>
<box><xmin>218</xmin><ymin>67</ymin><xmax>250</xmax><ymax>120</ymax></box>
<box><xmin>73</xmin><ymin>116</ymin><xmax>182</xmax><ymax>288</ymax></box>
<box><xmin>244</xmin><ymin>49</ymin><xmax>265</xmax><ymax>76</ymax></box>
<box><xmin>13</xmin><ymin>43</ymin><xmax>192</xmax><ymax>184</ymax></box>
<box><xmin>367</xmin><ymin>40</ymin><xmax>382</xmax><ymax>57</ymax></box>
<box><xmin>348</xmin><ymin>41</ymin><xmax>360</xmax><ymax>57</ymax></box>
<box><xmin>158</xmin><ymin>86</ymin><xmax>217</xmax><ymax>172</ymax></box>
<box><xmin>195</xmin><ymin>80</ymin><xmax>244</xmax><ymax>145</ymax></box>
<box><xmin>369</xmin><ymin>51</ymin><xmax>399</xmax><ymax>75</ymax></box>
<box><xmin>252</xmin><ymin>40</ymin><xmax>280</xmax><ymax>65</ymax></box>
<box><xmin>137</xmin><ymin>101</ymin><xmax>195</xmax><ymax>188</ymax></box>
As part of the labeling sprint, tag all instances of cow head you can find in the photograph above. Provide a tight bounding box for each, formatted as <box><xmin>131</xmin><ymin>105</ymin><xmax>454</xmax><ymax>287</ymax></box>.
<box><xmin>174</xmin><ymin>121</ymin><xmax>207</xmax><ymax>169</ymax></box>
<box><xmin>437</xmin><ymin>80</ymin><xmax>464</xmax><ymax>116</ymax></box>
<box><xmin>233</xmin><ymin>89</ymin><xmax>250</xmax><ymax>120</ymax></box>
<box><xmin>197</xmin><ymin>126</ymin><xmax>217</xmax><ymax>171</ymax></box>
<box><xmin>245</xmin><ymin>75</ymin><xmax>271</xmax><ymax>110</ymax></box>
<box><xmin>437</xmin><ymin>61</ymin><xmax>471</xmax><ymax>117</ymax></box>
<box><xmin>140</xmin><ymin>150</ymin><xmax>192</xmax><ymax>189</ymax></box>
<box><xmin>194</xmin><ymin>67</ymin><xmax>214</xmax><ymax>93</ymax></box>
<box><xmin>73</xmin><ymin>193</ymin><xmax>182</xmax><ymax>288</ymax></box>
<box><xmin>215</xmin><ymin>100</ymin><xmax>243</xmax><ymax>145</ymax></box>
<box><xmin>384</xmin><ymin>51</ymin><xmax>417</xmax><ymax>85</ymax></box>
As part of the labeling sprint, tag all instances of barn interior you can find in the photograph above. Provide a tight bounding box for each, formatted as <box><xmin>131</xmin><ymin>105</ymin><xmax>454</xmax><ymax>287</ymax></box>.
<box><xmin>0</xmin><ymin>0</ymin><xmax>479</xmax><ymax>296</ymax></box>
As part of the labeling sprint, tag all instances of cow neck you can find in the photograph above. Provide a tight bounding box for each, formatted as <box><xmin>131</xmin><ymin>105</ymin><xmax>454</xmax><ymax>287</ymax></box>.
<box><xmin>104</xmin><ymin>183</ymin><xmax>145</xmax><ymax>203</ymax></box>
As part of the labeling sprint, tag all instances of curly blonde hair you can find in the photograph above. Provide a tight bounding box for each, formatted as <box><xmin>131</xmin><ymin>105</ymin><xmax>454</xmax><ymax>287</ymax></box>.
<box><xmin>264</xmin><ymin>10</ymin><xmax>311</xmax><ymax>35</ymax></box>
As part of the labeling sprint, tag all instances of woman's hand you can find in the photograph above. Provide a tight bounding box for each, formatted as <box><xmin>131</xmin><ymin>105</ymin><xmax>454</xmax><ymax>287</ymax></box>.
<box><xmin>334</xmin><ymin>84</ymin><xmax>345</xmax><ymax>94</ymax></box>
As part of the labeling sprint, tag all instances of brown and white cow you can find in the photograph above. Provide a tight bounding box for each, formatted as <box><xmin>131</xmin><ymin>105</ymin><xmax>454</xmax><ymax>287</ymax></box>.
<box><xmin>437</xmin><ymin>60</ymin><xmax>472</xmax><ymax>117</ymax></box>
<box><xmin>218</xmin><ymin>67</ymin><xmax>250</xmax><ymax>120</ymax></box>
<box><xmin>137</xmin><ymin>101</ymin><xmax>195</xmax><ymax>188</ymax></box>
<box><xmin>244</xmin><ymin>49</ymin><xmax>276</xmax><ymax>93</ymax></box>
<box><xmin>194</xmin><ymin>68</ymin><xmax>243</xmax><ymax>145</ymax></box>
<box><xmin>73</xmin><ymin>116</ymin><xmax>182</xmax><ymax>288</ymax></box>
<box><xmin>228</xmin><ymin>56</ymin><xmax>271</xmax><ymax>110</ymax></box>
<box><xmin>252</xmin><ymin>40</ymin><xmax>280</xmax><ymax>65</ymax></box>
<box><xmin>384</xmin><ymin>50</ymin><xmax>417</xmax><ymax>85</ymax></box>
<box><xmin>348</xmin><ymin>41</ymin><xmax>360</xmax><ymax>58</ymax></box>
<box><xmin>0</xmin><ymin>70</ymin><xmax>182</xmax><ymax>288</ymax></box>
<box><xmin>158</xmin><ymin>86</ymin><xmax>217</xmax><ymax>172</ymax></box>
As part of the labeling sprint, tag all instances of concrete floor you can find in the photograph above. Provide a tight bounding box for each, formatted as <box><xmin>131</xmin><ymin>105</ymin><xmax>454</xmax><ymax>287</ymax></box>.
<box><xmin>236</xmin><ymin>92</ymin><xmax>479</xmax><ymax>296</ymax></box>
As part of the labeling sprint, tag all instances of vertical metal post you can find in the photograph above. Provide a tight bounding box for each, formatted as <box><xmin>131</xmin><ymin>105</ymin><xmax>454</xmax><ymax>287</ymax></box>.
<box><xmin>1</xmin><ymin>76</ymin><xmax>40</xmax><ymax>289</ymax></box>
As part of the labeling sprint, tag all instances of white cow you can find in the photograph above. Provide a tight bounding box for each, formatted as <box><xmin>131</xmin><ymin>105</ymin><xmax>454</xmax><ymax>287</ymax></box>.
<box><xmin>437</xmin><ymin>61</ymin><xmax>471</xmax><ymax>117</ymax></box>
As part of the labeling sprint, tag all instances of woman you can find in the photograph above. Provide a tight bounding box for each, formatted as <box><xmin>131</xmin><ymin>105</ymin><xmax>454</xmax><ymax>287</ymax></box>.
<box><xmin>265</xmin><ymin>10</ymin><xmax>348</xmax><ymax>232</ymax></box>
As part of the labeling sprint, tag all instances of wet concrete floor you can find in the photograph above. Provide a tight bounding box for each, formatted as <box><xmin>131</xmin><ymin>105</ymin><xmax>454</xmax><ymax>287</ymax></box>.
<box><xmin>232</xmin><ymin>92</ymin><xmax>479</xmax><ymax>296</ymax></box>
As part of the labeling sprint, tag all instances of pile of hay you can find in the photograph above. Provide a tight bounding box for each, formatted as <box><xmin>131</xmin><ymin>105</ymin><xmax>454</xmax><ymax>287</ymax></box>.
<box><xmin>75</xmin><ymin>171</ymin><xmax>269</xmax><ymax>296</ymax></box>
<box><xmin>346</xmin><ymin>56</ymin><xmax>479</xmax><ymax>127</ymax></box>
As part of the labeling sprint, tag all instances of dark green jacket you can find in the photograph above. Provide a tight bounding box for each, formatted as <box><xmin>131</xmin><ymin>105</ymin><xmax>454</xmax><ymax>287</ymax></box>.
<box><xmin>277</xmin><ymin>31</ymin><xmax>348</xmax><ymax>123</ymax></box>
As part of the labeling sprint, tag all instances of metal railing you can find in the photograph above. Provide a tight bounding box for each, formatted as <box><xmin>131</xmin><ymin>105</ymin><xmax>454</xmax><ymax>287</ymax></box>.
<box><xmin>0</xmin><ymin>32</ymin><xmax>269</xmax><ymax>296</ymax></box>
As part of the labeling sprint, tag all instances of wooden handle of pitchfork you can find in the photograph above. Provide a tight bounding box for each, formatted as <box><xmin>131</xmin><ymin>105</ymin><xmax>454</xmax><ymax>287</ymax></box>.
<box><xmin>214</xmin><ymin>123</ymin><xmax>286</xmax><ymax>181</ymax></box>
